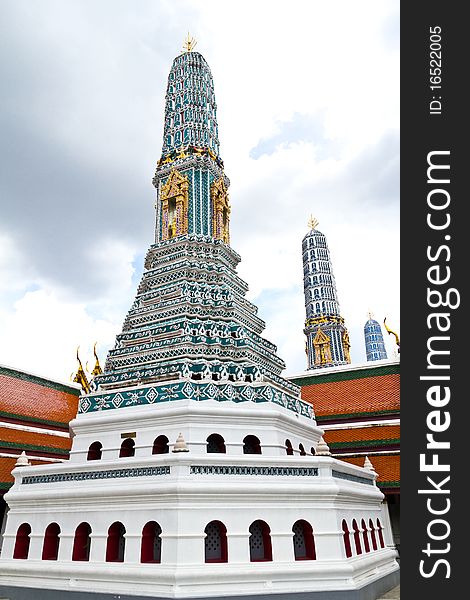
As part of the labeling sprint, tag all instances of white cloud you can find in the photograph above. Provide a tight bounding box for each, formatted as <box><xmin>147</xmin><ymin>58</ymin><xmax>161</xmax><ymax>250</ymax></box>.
<box><xmin>0</xmin><ymin>233</ymin><xmax>34</xmax><ymax>294</ymax></box>
<box><xmin>0</xmin><ymin>289</ymin><xmax>120</xmax><ymax>382</ymax></box>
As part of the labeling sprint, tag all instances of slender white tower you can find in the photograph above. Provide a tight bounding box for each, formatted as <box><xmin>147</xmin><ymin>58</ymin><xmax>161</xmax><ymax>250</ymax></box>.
<box><xmin>302</xmin><ymin>217</ymin><xmax>351</xmax><ymax>369</ymax></box>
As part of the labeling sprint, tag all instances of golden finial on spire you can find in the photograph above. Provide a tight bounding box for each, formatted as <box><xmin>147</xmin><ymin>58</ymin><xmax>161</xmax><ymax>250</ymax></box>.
<box><xmin>91</xmin><ymin>342</ymin><xmax>103</xmax><ymax>377</ymax></box>
<box><xmin>73</xmin><ymin>346</ymin><xmax>91</xmax><ymax>394</ymax></box>
<box><xmin>308</xmin><ymin>215</ymin><xmax>319</xmax><ymax>230</ymax></box>
<box><xmin>384</xmin><ymin>318</ymin><xmax>400</xmax><ymax>353</ymax></box>
<box><xmin>182</xmin><ymin>32</ymin><xmax>197</xmax><ymax>53</ymax></box>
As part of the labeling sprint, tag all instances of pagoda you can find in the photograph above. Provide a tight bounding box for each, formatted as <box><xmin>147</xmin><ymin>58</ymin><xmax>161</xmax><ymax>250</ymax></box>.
<box><xmin>0</xmin><ymin>42</ymin><xmax>398</xmax><ymax>599</ymax></box>
<box><xmin>364</xmin><ymin>314</ymin><xmax>389</xmax><ymax>361</ymax></box>
<box><xmin>302</xmin><ymin>218</ymin><xmax>351</xmax><ymax>369</ymax></box>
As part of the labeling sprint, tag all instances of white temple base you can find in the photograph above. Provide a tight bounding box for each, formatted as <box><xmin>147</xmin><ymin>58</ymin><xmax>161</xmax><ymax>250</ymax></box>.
<box><xmin>0</xmin><ymin>402</ymin><xmax>398</xmax><ymax>600</ymax></box>
<box><xmin>0</xmin><ymin>555</ymin><xmax>399</xmax><ymax>599</ymax></box>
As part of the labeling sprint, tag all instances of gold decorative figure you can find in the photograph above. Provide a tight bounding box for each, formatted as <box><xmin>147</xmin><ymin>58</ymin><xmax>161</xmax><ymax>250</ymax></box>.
<box><xmin>211</xmin><ymin>176</ymin><xmax>231</xmax><ymax>244</ymax></box>
<box><xmin>73</xmin><ymin>346</ymin><xmax>91</xmax><ymax>394</ymax></box>
<box><xmin>308</xmin><ymin>215</ymin><xmax>319</xmax><ymax>230</ymax></box>
<box><xmin>384</xmin><ymin>318</ymin><xmax>400</xmax><ymax>353</ymax></box>
<box><xmin>313</xmin><ymin>328</ymin><xmax>332</xmax><ymax>366</ymax></box>
<box><xmin>91</xmin><ymin>342</ymin><xmax>103</xmax><ymax>377</ymax></box>
<box><xmin>160</xmin><ymin>169</ymin><xmax>189</xmax><ymax>240</ymax></box>
<box><xmin>182</xmin><ymin>33</ymin><xmax>197</xmax><ymax>53</ymax></box>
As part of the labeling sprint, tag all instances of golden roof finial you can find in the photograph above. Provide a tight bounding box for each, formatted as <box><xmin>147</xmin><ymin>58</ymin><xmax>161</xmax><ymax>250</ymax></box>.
<box><xmin>384</xmin><ymin>318</ymin><xmax>400</xmax><ymax>353</ymax></box>
<box><xmin>183</xmin><ymin>32</ymin><xmax>197</xmax><ymax>53</ymax></box>
<box><xmin>73</xmin><ymin>346</ymin><xmax>91</xmax><ymax>394</ymax></box>
<box><xmin>308</xmin><ymin>215</ymin><xmax>319</xmax><ymax>230</ymax></box>
<box><xmin>91</xmin><ymin>342</ymin><xmax>103</xmax><ymax>377</ymax></box>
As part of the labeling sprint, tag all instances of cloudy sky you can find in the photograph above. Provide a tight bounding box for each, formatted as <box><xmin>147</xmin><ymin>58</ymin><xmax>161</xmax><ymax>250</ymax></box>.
<box><xmin>0</xmin><ymin>0</ymin><xmax>399</xmax><ymax>384</ymax></box>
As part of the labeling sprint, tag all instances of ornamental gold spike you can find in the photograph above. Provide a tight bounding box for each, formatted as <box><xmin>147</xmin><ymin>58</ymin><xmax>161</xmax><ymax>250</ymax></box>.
<box><xmin>384</xmin><ymin>318</ymin><xmax>400</xmax><ymax>353</ymax></box>
<box><xmin>308</xmin><ymin>215</ymin><xmax>319</xmax><ymax>230</ymax></box>
<box><xmin>73</xmin><ymin>346</ymin><xmax>91</xmax><ymax>394</ymax></box>
<box><xmin>182</xmin><ymin>32</ymin><xmax>197</xmax><ymax>53</ymax></box>
<box><xmin>91</xmin><ymin>342</ymin><xmax>103</xmax><ymax>377</ymax></box>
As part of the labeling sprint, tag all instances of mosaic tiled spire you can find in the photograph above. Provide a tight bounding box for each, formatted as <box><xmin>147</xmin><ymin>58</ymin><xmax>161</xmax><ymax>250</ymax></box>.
<box><xmin>153</xmin><ymin>50</ymin><xmax>229</xmax><ymax>244</ymax></box>
<box><xmin>364</xmin><ymin>315</ymin><xmax>388</xmax><ymax>361</ymax></box>
<box><xmin>302</xmin><ymin>218</ymin><xmax>350</xmax><ymax>370</ymax></box>
<box><xmin>78</xmin><ymin>47</ymin><xmax>312</xmax><ymax>421</ymax></box>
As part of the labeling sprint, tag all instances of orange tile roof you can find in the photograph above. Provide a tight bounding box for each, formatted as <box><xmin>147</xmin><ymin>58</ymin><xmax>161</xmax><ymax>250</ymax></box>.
<box><xmin>300</xmin><ymin>373</ymin><xmax>399</xmax><ymax>418</ymax></box>
<box><xmin>336</xmin><ymin>454</ymin><xmax>400</xmax><ymax>488</ymax></box>
<box><xmin>0</xmin><ymin>456</ymin><xmax>45</xmax><ymax>489</ymax></box>
<box><xmin>325</xmin><ymin>425</ymin><xmax>400</xmax><ymax>445</ymax></box>
<box><xmin>0</xmin><ymin>371</ymin><xmax>79</xmax><ymax>425</ymax></box>
<box><xmin>0</xmin><ymin>426</ymin><xmax>71</xmax><ymax>452</ymax></box>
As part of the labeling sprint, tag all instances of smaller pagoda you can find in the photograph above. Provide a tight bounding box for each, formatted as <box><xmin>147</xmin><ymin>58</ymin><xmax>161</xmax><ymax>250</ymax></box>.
<box><xmin>302</xmin><ymin>218</ymin><xmax>351</xmax><ymax>369</ymax></box>
<box><xmin>364</xmin><ymin>314</ymin><xmax>388</xmax><ymax>361</ymax></box>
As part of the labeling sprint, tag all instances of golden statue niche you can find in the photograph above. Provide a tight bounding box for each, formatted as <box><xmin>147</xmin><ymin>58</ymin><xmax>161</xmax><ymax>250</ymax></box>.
<box><xmin>313</xmin><ymin>328</ymin><xmax>333</xmax><ymax>366</ymax></box>
<box><xmin>161</xmin><ymin>169</ymin><xmax>189</xmax><ymax>240</ymax></box>
<box><xmin>211</xmin><ymin>176</ymin><xmax>230</xmax><ymax>244</ymax></box>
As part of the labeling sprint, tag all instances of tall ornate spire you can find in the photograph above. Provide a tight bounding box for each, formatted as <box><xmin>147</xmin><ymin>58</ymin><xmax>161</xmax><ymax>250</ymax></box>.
<box><xmin>78</xmin><ymin>49</ymin><xmax>311</xmax><ymax>423</ymax></box>
<box><xmin>302</xmin><ymin>222</ymin><xmax>350</xmax><ymax>369</ymax></box>
<box><xmin>153</xmin><ymin>48</ymin><xmax>229</xmax><ymax>244</ymax></box>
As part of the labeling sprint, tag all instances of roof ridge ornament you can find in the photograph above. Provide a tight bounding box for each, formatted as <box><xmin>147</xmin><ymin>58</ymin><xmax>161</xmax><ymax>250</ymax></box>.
<box><xmin>383</xmin><ymin>318</ymin><xmax>400</xmax><ymax>353</ymax></box>
<box><xmin>72</xmin><ymin>346</ymin><xmax>91</xmax><ymax>395</ymax></box>
<box><xmin>182</xmin><ymin>33</ymin><xmax>197</xmax><ymax>53</ymax></box>
<box><xmin>91</xmin><ymin>342</ymin><xmax>103</xmax><ymax>377</ymax></box>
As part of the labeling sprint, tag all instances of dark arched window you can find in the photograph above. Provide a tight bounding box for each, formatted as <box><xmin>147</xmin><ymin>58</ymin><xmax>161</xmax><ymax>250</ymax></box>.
<box><xmin>243</xmin><ymin>435</ymin><xmax>261</xmax><ymax>455</ymax></box>
<box><xmin>106</xmin><ymin>522</ymin><xmax>126</xmax><ymax>562</ymax></box>
<box><xmin>87</xmin><ymin>441</ymin><xmax>102</xmax><ymax>461</ymax></box>
<box><xmin>361</xmin><ymin>519</ymin><xmax>370</xmax><ymax>553</ymax></box>
<box><xmin>369</xmin><ymin>518</ymin><xmax>378</xmax><ymax>551</ymax></box>
<box><xmin>285</xmin><ymin>439</ymin><xmax>294</xmax><ymax>456</ymax></box>
<box><xmin>342</xmin><ymin>520</ymin><xmax>352</xmax><ymax>558</ymax></box>
<box><xmin>42</xmin><ymin>523</ymin><xmax>60</xmax><ymax>560</ymax></box>
<box><xmin>13</xmin><ymin>523</ymin><xmax>31</xmax><ymax>559</ymax></box>
<box><xmin>119</xmin><ymin>438</ymin><xmax>135</xmax><ymax>458</ymax></box>
<box><xmin>299</xmin><ymin>443</ymin><xmax>306</xmax><ymax>456</ymax></box>
<box><xmin>206</xmin><ymin>434</ymin><xmax>226</xmax><ymax>454</ymax></box>
<box><xmin>141</xmin><ymin>521</ymin><xmax>162</xmax><ymax>563</ymax></box>
<box><xmin>376</xmin><ymin>519</ymin><xmax>385</xmax><ymax>548</ymax></box>
<box><xmin>72</xmin><ymin>522</ymin><xmax>92</xmax><ymax>561</ymax></box>
<box><xmin>310</xmin><ymin>446</ymin><xmax>316</xmax><ymax>455</ymax></box>
<box><xmin>292</xmin><ymin>520</ymin><xmax>316</xmax><ymax>560</ymax></box>
<box><xmin>352</xmin><ymin>519</ymin><xmax>362</xmax><ymax>555</ymax></box>
<box><xmin>204</xmin><ymin>520</ymin><xmax>228</xmax><ymax>563</ymax></box>
<box><xmin>152</xmin><ymin>435</ymin><xmax>169</xmax><ymax>455</ymax></box>
<box><xmin>249</xmin><ymin>520</ymin><xmax>272</xmax><ymax>561</ymax></box>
